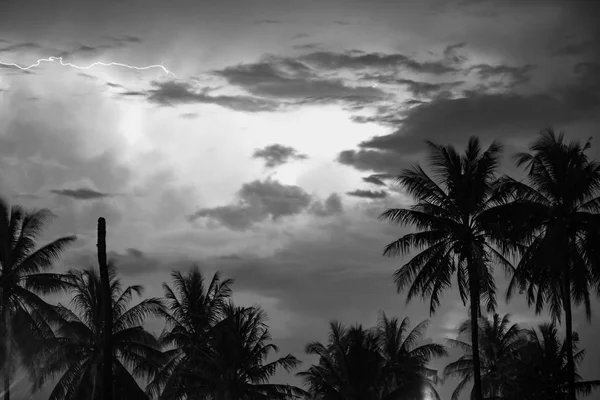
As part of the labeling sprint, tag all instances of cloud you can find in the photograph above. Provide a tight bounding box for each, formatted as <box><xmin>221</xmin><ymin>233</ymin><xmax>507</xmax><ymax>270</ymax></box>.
<box><xmin>0</xmin><ymin>42</ymin><xmax>44</xmax><ymax>53</ymax></box>
<box><xmin>50</xmin><ymin>188</ymin><xmax>112</xmax><ymax>200</ymax></box>
<box><xmin>292</xmin><ymin>43</ymin><xmax>324</xmax><ymax>51</ymax></box>
<box><xmin>214</xmin><ymin>56</ymin><xmax>387</xmax><ymax>106</ymax></box>
<box><xmin>362</xmin><ymin>174</ymin><xmax>390</xmax><ymax>186</ymax></box>
<box><xmin>134</xmin><ymin>80</ymin><xmax>280</xmax><ymax>112</ymax></box>
<box><xmin>298</xmin><ymin>51</ymin><xmax>459</xmax><ymax>75</ymax></box>
<box><xmin>57</xmin><ymin>36</ymin><xmax>143</xmax><ymax>59</ymax></box>
<box><xmin>468</xmin><ymin>63</ymin><xmax>535</xmax><ymax>88</ymax></box>
<box><xmin>346</xmin><ymin>189</ymin><xmax>388</xmax><ymax>199</ymax></box>
<box><xmin>252</xmin><ymin>144</ymin><xmax>308</xmax><ymax>168</ymax></box>
<box><xmin>309</xmin><ymin>193</ymin><xmax>344</xmax><ymax>217</ymax></box>
<box><xmin>188</xmin><ymin>179</ymin><xmax>313</xmax><ymax>230</ymax></box>
<box><xmin>337</xmin><ymin>149</ymin><xmax>408</xmax><ymax>174</ymax></box>
<box><xmin>338</xmin><ymin>87</ymin><xmax>598</xmax><ymax>174</ymax></box>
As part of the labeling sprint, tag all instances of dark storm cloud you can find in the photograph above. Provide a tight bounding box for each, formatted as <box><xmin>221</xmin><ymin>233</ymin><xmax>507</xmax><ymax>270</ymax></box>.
<box><xmin>362</xmin><ymin>175</ymin><xmax>388</xmax><ymax>186</ymax></box>
<box><xmin>214</xmin><ymin>56</ymin><xmax>387</xmax><ymax>106</ymax></box>
<box><xmin>308</xmin><ymin>193</ymin><xmax>344</xmax><ymax>217</ymax></box>
<box><xmin>363</xmin><ymin>75</ymin><xmax>464</xmax><ymax>98</ymax></box>
<box><xmin>338</xmin><ymin>83</ymin><xmax>599</xmax><ymax>174</ymax></box>
<box><xmin>298</xmin><ymin>51</ymin><xmax>459</xmax><ymax>75</ymax></box>
<box><xmin>50</xmin><ymin>188</ymin><xmax>112</xmax><ymax>200</ymax></box>
<box><xmin>346</xmin><ymin>189</ymin><xmax>388</xmax><ymax>199</ymax></box>
<box><xmin>337</xmin><ymin>149</ymin><xmax>408</xmax><ymax>175</ymax></box>
<box><xmin>469</xmin><ymin>63</ymin><xmax>535</xmax><ymax>88</ymax></box>
<box><xmin>188</xmin><ymin>179</ymin><xmax>313</xmax><ymax>230</ymax></box>
<box><xmin>134</xmin><ymin>81</ymin><xmax>280</xmax><ymax>112</ymax></box>
<box><xmin>349</xmin><ymin>115</ymin><xmax>404</xmax><ymax>126</ymax></box>
<box><xmin>252</xmin><ymin>144</ymin><xmax>308</xmax><ymax>168</ymax></box>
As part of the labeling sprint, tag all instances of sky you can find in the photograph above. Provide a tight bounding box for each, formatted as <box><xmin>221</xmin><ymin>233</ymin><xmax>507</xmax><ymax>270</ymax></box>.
<box><xmin>1</xmin><ymin>0</ymin><xmax>600</xmax><ymax>399</ymax></box>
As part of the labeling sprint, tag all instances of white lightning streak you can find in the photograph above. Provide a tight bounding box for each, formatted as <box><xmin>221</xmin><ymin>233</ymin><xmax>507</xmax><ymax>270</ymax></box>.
<box><xmin>0</xmin><ymin>56</ymin><xmax>176</xmax><ymax>77</ymax></box>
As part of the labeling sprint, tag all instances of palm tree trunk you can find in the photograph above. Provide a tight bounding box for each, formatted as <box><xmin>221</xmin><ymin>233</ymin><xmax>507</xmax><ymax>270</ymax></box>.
<box><xmin>468</xmin><ymin>259</ymin><xmax>483</xmax><ymax>400</ymax></box>
<box><xmin>2</xmin><ymin>296</ymin><xmax>10</xmax><ymax>400</ymax></box>
<box><xmin>97</xmin><ymin>218</ymin><xmax>113</xmax><ymax>400</ymax></box>
<box><xmin>563</xmin><ymin>276</ymin><xmax>576</xmax><ymax>400</ymax></box>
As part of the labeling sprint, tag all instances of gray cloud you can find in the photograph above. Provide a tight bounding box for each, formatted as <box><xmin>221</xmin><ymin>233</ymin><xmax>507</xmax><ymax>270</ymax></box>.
<box><xmin>188</xmin><ymin>179</ymin><xmax>313</xmax><ymax>230</ymax></box>
<box><xmin>50</xmin><ymin>188</ymin><xmax>112</xmax><ymax>200</ymax></box>
<box><xmin>214</xmin><ymin>56</ymin><xmax>387</xmax><ymax>106</ymax></box>
<box><xmin>362</xmin><ymin>174</ymin><xmax>390</xmax><ymax>186</ymax></box>
<box><xmin>346</xmin><ymin>189</ymin><xmax>388</xmax><ymax>199</ymax></box>
<box><xmin>252</xmin><ymin>144</ymin><xmax>308</xmax><ymax>168</ymax></box>
<box><xmin>308</xmin><ymin>193</ymin><xmax>344</xmax><ymax>217</ymax></box>
<box><xmin>135</xmin><ymin>81</ymin><xmax>280</xmax><ymax>112</ymax></box>
<box><xmin>338</xmin><ymin>85</ymin><xmax>599</xmax><ymax>174</ymax></box>
<box><xmin>469</xmin><ymin>63</ymin><xmax>535</xmax><ymax>88</ymax></box>
<box><xmin>298</xmin><ymin>51</ymin><xmax>459</xmax><ymax>75</ymax></box>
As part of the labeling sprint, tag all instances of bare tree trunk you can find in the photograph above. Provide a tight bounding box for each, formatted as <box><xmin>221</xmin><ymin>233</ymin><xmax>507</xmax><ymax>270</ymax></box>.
<box><xmin>97</xmin><ymin>218</ymin><xmax>113</xmax><ymax>400</ymax></box>
<box><xmin>468</xmin><ymin>260</ymin><xmax>483</xmax><ymax>400</ymax></box>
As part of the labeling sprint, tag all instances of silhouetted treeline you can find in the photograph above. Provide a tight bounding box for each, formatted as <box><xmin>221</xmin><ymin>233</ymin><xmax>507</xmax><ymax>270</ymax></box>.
<box><xmin>1</xmin><ymin>129</ymin><xmax>599</xmax><ymax>400</ymax></box>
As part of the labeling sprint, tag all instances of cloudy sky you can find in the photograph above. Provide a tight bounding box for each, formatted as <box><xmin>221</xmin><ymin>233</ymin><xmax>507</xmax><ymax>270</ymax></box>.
<box><xmin>1</xmin><ymin>0</ymin><xmax>600</xmax><ymax>398</ymax></box>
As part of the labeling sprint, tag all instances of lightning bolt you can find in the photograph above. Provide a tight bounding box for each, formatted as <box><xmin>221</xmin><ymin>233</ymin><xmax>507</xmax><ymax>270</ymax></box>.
<box><xmin>0</xmin><ymin>56</ymin><xmax>176</xmax><ymax>78</ymax></box>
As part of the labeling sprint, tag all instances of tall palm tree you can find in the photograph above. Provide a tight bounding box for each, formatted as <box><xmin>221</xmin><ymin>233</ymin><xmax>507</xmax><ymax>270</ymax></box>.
<box><xmin>0</xmin><ymin>198</ymin><xmax>76</xmax><ymax>400</ymax></box>
<box><xmin>444</xmin><ymin>313</ymin><xmax>526</xmax><ymax>400</ymax></box>
<box><xmin>504</xmin><ymin>323</ymin><xmax>600</xmax><ymax>400</ymax></box>
<box><xmin>33</xmin><ymin>264</ymin><xmax>165</xmax><ymax>400</ymax></box>
<box><xmin>379</xmin><ymin>137</ymin><xmax>515</xmax><ymax>400</ymax></box>
<box><xmin>491</xmin><ymin>130</ymin><xmax>600</xmax><ymax>400</ymax></box>
<box><xmin>298</xmin><ymin>313</ymin><xmax>446</xmax><ymax>400</ymax></box>
<box><xmin>201</xmin><ymin>303</ymin><xmax>305</xmax><ymax>400</ymax></box>
<box><xmin>146</xmin><ymin>266</ymin><xmax>234</xmax><ymax>400</ymax></box>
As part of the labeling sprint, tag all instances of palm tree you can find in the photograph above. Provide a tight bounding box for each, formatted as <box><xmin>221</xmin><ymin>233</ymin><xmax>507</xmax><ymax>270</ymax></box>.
<box><xmin>379</xmin><ymin>137</ymin><xmax>515</xmax><ymax>400</ymax></box>
<box><xmin>33</xmin><ymin>264</ymin><xmax>165</xmax><ymax>400</ymax></box>
<box><xmin>0</xmin><ymin>198</ymin><xmax>76</xmax><ymax>400</ymax></box>
<box><xmin>201</xmin><ymin>303</ymin><xmax>305</xmax><ymax>400</ymax></box>
<box><xmin>376</xmin><ymin>313</ymin><xmax>447</xmax><ymax>399</ymax></box>
<box><xmin>298</xmin><ymin>313</ymin><xmax>445</xmax><ymax>400</ymax></box>
<box><xmin>146</xmin><ymin>266</ymin><xmax>234</xmax><ymax>400</ymax></box>
<box><xmin>444</xmin><ymin>313</ymin><xmax>526</xmax><ymax>400</ymax></box>
<box><xmin>504</xmin><ymin>323</ymin><xmax>600</xmax><ymax>400</ymax></box>
<box><xmin>298</xmin><ymin>322</ymin><xmax>389</xmax><ymax>400</ymax></box>
<box><xmin>491</xmin><ymin>130</ymin><xmax>600</xmax><ymax>400</ymax></box>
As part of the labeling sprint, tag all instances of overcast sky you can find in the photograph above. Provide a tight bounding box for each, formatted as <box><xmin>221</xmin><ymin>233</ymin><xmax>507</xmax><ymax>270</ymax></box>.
<box><xmin>1</xmin><ymin>0</ymin><xmax>600</xmax><ymax>399</ymax></box>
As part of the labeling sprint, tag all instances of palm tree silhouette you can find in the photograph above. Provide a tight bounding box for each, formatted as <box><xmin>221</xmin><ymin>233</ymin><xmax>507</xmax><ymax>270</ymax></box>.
<box><xmin>0</xmin><ymin>198</ymin><xmax>76</xmax><ymax>400</ymax></box>
<box><xmin>380</xmin><ymin>137</ymin><xmax>515</xmax><ymax>400</ymax></box>
<box><xmin>444</xmin><ymin>313</ymin><xmax>526</xmax><ymax>400</ymax></box>
<box><xmin>505</xmin><ymin>323</ymin><xmax>600</xmax><ymax>400</ymax></box>
<box><xmin>202</xmin><ymin>303</ymin><xmax>305</xmax><ymax>400</ymax></box>
<box><xmin>298</xmin><ymin>313</ymin><xmax>445</xmax><ymax>400</ymax></box>
<box><xmin>146</xmin><ymin>266</ymin><xmax>234</xmax><ymax>400</ymax></box>
<box><xmin>33</xmin><ymin>264</ymin><xmax>165</xmax><ymax>400</ymax></box>
<box><xmin>491</xmin><ymin>129</ymin><xmax>600</xmax><ymax>400</ymax></box>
